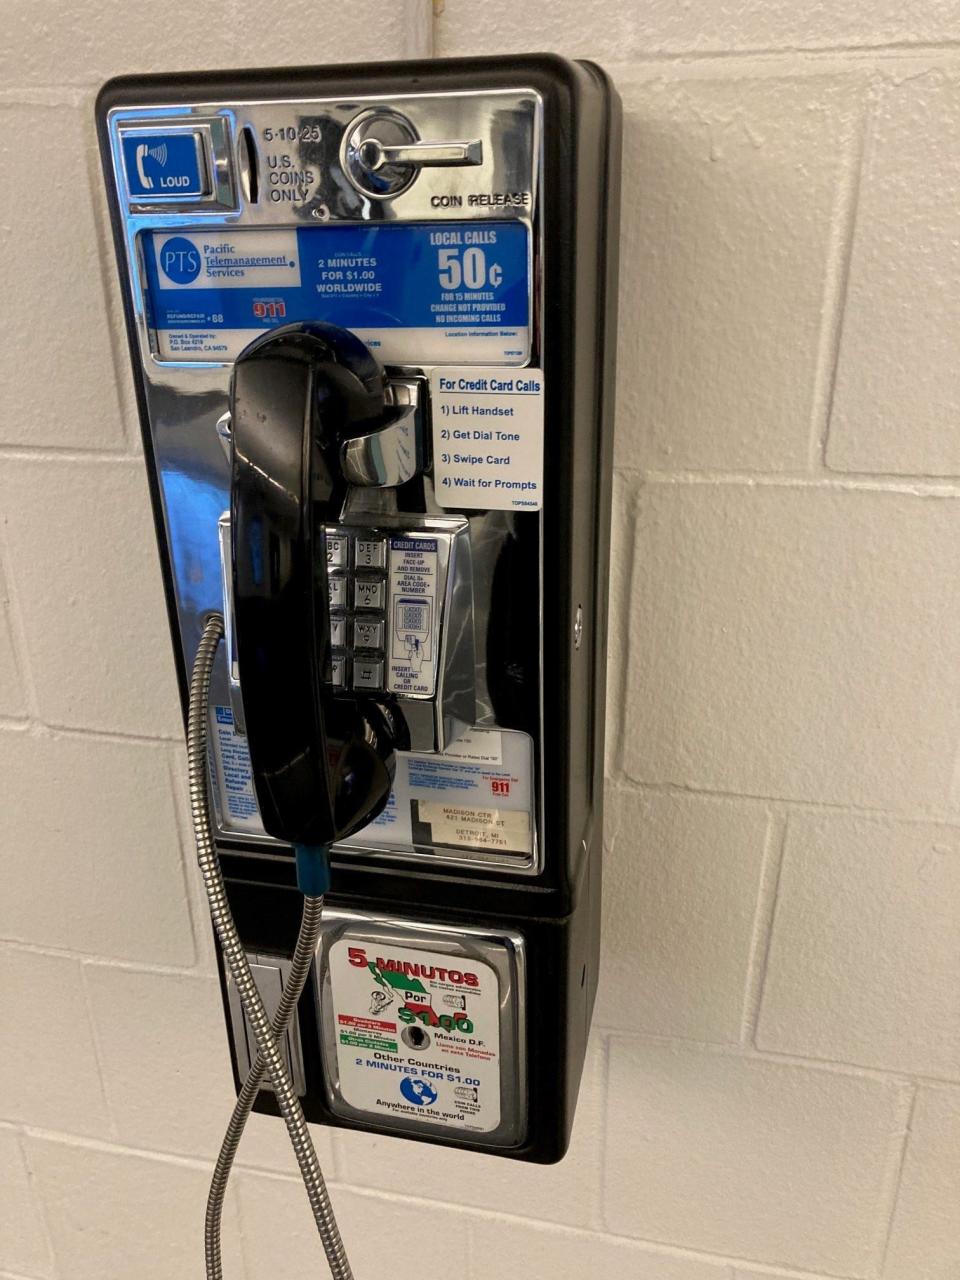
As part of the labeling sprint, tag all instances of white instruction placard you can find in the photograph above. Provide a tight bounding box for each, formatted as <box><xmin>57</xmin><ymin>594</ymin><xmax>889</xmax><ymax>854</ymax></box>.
<box><xmin>430</xmin><ymin>367</ymin><xmax>544</xmax><ymax>511</ymax></box>
<box><xmin>210</xmin><ymin>705</ymin><xmax>263</xmax><ymax>835</ymax></box>
<box><xmin>386</xmin><ymin>536</ymin><xmax>440</xmax><ymax>697</ymax></box>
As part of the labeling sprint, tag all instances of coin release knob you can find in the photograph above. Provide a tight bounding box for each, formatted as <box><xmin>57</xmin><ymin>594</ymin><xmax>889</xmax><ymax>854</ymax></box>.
<box><xmin>341</xmin><ymin>108</ymin><xmax>482</xmax><ymax>199</ymax></box>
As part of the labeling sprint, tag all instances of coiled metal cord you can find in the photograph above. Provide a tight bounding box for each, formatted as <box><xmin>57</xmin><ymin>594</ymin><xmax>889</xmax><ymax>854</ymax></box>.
<box><xmin>204</xmin><ymin>895</ymin><xmax>324</xmax><ymax>1278</ymax></box>
<box><xmin>187</xmin><ymin>613</ymin><xmax>354</xmax><ymax>1280</ymax></box>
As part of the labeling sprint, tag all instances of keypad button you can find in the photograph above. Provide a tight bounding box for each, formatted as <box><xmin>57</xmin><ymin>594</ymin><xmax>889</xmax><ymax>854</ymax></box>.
<box><xmin>353</xmin><ymin>659</ymin><xmax>384</xmax><ymax>691</ymax></box>
<box><xmin>330</xmin><ymin>655</ymin><xmax>347</xmax><ymax>689</ymax></box>
<box><xmin>354</xmin><ymin>578</ymin><xmax>384</xmax><ymax>610</ymax></box>
<box><xmin>325</xmin><ymin>533</ymin><xmax>348</xmax><ymax>569</ymax></box>
<box><xmin>328</xmin><ymin>576</ymin><xmax>347</xmax><ymax>609</ymax></box>
<box><xmin>330</xmin><ymin>616</ymin><xmax>347</xmax><ymax>647</ymax></box>
<box><xmin>353</xmin><ymin>618</ymin><xmax>384</xmax><ymax>650</ymax></box>
<box><xmin>355</xmin><ymin>538</ymin><xmax>386</xmax><ymax>570</ymax></box>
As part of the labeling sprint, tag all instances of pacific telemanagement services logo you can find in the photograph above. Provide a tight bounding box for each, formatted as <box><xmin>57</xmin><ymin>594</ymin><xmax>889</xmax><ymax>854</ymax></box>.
<box><xmin>159</xmin><ymin>236</ymin><xmax>202</xmax><ymax>285</ymax></box>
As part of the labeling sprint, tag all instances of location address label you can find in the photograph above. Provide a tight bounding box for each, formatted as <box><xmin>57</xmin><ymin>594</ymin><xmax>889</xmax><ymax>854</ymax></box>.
<box><xmin>430</xmin><ymin>367</ymin><xmax>544</xmax><ymax>512</ymax></box>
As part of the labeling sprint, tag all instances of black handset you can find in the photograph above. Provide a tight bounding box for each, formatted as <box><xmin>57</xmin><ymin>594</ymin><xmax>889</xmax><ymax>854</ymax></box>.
<box><xmin>230</xmin><ymin>322</ymin><xmax>402</xmax><ymax>846</ymax></box>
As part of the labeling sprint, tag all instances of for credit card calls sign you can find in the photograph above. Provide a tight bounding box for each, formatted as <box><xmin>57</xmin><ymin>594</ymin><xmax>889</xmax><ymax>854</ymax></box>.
<box><xmin>142</xmin><ymin>222</ymin><xmax>530</xmax><ymax>364</ymax></box>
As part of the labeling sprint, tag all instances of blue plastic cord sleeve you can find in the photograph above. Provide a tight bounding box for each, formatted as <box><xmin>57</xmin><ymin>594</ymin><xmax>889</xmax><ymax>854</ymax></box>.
<box><xmin>294</xmin><ymin>845</ymin><xmax>331</xmax><ymax>897</ymax></box>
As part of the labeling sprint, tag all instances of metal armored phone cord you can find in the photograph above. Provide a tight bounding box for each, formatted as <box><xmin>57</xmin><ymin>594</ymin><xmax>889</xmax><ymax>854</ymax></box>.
<box><xmin>203</xmin><ymin>896</ymin><xmax>323</xmax><ymax>1277</ymax></box>
<box><xmin>187</xmin><ymin>613</ymin><xmax>354</xmax><ymax>1280</ymax></box>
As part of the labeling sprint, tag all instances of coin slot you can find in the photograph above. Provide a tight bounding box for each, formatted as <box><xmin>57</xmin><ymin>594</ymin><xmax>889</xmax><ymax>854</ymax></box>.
<box><xmin>238</xmin><ymin>125</ymin><xmax>259</xmax><ymax>203</ymax></box>
<box><xmin>402</xmin><ymin>1024</ymin><xmax>431</xmax><ymax>1051</ymax></box>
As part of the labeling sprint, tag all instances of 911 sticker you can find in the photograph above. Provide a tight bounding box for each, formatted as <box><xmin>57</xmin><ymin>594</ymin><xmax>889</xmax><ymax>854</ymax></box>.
<box><xmin>328</xmin><ymin>937</ymin><xmax>501</xmax><ymax>1133</ymax></box>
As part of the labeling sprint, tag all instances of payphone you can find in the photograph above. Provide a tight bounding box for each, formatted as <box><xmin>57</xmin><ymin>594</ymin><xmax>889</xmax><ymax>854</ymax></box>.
<box><xmin>98</xmin><ymin>54</ymin><xmax>620</xmax><ymax>1276</ymax></box>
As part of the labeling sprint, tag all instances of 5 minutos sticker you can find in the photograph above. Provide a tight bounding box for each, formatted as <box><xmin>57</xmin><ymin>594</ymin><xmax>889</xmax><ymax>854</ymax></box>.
<box><xmin>329</xmin><ymin>938</ymin><xmax>502</xmax><ymax>1133</ymax></box>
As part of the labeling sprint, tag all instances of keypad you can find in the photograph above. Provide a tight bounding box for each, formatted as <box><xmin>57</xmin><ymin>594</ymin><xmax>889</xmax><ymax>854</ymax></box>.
<box><xmin>323</xmin><ymin>526</ymin><xmax>388</xmax><ymax>693</ymax></box>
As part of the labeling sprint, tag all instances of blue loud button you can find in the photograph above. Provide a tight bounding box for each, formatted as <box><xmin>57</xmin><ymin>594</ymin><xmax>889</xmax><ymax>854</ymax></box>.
<box><xmin>122</xmin><ymin>130</ymin><xmax>209</xmax><ymax>200</ymax></box>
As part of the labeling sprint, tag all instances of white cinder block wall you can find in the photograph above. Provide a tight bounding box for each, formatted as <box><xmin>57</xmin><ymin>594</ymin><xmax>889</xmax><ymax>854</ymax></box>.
<box><xmin>1</xmin><ymin>1</ymin><xmax>958</xmax><ymax>1276</ymax></box>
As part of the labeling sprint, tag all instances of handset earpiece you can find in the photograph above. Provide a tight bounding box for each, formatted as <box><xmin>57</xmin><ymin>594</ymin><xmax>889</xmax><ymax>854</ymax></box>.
<box><xmin>230</xmin><ymin>322</ymin><xmax>401</xmax><ymax>847</ymax></box>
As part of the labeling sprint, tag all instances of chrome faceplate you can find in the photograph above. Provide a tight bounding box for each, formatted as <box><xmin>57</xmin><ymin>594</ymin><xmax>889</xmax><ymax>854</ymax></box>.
<box><xmin>105</xmin><ymin>87</ymin><xmax>544</xmax><ymax>873</ymax></box>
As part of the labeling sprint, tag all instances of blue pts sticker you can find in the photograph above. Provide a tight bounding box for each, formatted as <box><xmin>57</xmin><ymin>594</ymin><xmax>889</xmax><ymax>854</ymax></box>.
<box><xmin>142</xmin><ymin>222</ymin><xmax>530</xmax><ymax>365</ymax></box>
<box><xmin>157</xmin><ymin>237</ymin><xmax>202</xmax><ymax>284</ymax></box>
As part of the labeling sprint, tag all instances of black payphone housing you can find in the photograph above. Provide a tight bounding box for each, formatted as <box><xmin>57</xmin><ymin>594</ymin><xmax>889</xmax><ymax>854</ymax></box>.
<box><xmin>98</xmin><ymin>55</ymin><xmax>620</xmax><ymax>1164</ymax></box>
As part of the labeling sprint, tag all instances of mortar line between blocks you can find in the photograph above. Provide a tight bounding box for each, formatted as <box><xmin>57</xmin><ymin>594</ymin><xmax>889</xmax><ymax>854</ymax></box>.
<box><xmin>401</xmin><ymin>0</ymin><xmax>435</xmax><ymax>59</ymax></box>
<box><xmin>0</xmin><ymin>87</ymin><xmax>89</xmax><ymax>107</ymax></box>
<box><xmin>606</xmin><ymin>479</ymin><xmax>641</xmax><ymax>782</ymax></box>
<box><xmin>593</xmin><ymin>1030</ymin><xmax>612</xmax><ymax>1233</ymax></box>
<box><xmin>759</xmin><ymin>1048</ymin><xmax>960</xmax><ymax>1088</ymax></box>
<box><xmin>164</xmin><ymin>739</ymin><xmax>227</xmax><ymax>976</ymax></box>
<box><xmin>594</xmin><ymin>1025</ymin><xmax>947</xmax><ymax>1087</ymax></box>
<box><xmin>0</xmin><ymin>935</ymin><xmax>211</xmax><ymax>978</ymax></box>
<box><xmin>19</xmin><ymin>1122</ymin><xmax>225</xmax><ymax>1172</ymax></box>
<box><xmin>620</xmin><ymin>466</ymin><xmax>960</xmax><ymax>494</ymax></box>
<box><xmin>76</xmin><ymin>97</ymin><xmax>142</xmax><ymax>455</ymax></box>
<box><xmin>876</xmin><ymin>1083</ymin><xmax>919</xmax><ymax>1275</ymax></box>
<box><xmin>323</xmin><ymin>1182</ymin><xmax>864</xmax><ymax>1280</ymax></box>
<box><xmin>464</xmin><ymin>1214</ymin><xmax>480</xmax><ymax>1280</ymax></box>
<box><xmin>237</xmin><ymin>1153</ymin><xmax>929</xmax><ymax>1280</ymax></box>
<box><xmin>0</xmin><ymin>445</ymin><xmax>138</xmax><ymax>462</ymax></box>
<box><xmin>327</xmin><ymin>1118</ymin><xmax>348</xmax><ymax>1185</ymax></box>
<box><xmin>4</xmin><ymin>41</ymin><xmax>960</xmax><ymax>104</ymax></box>
<box><xmin>163</xmin><ymin>746</ymin><xmax>206</xmax><ymax>973</ymax></box>
<box><xmin>611</xmin><ymin>776</ymin><xmax>960</xmax><ymax>827</ymax></box>
<box><xmin>0</xmin><ymin>717</ymin><xmax>182</xmax><ymax>761</ymax></box>
<box><xmin>808</xmin><ymin>79</ymin><xmax>871</xmax><ymax>472</ymax></box>
<box><xmin>739</xmin><ymin>811</ymin><xmax>789</xmax><ymax>1045</ymax></box>
<box><xmin>85</xmin><ymin>147</ymin><xmax>146</xmax><ymax>458</ymax></box>
<box><xmin>232</xmin><ymin>1140</ymin><xmax>257</xmax><ymax>1280</ymax></box>
<box><xmin>726</xmin><ymin>1265</ymin><xmax>861</xmax><ymax>1280</ymax></box>
<box><xmin>493</xmin><ymin>1217</ymin><xmax>866</xmax><ymax>1280</ymax></box>
<box><xmin>13</xmin><ymin>1128</ymin><xmax>61</xmax><ymax>1280</ymax></box>
<box><xmin>0</xmin><ymin>503</ymin><xmax>42</xmax><ymax>722</ymax></box>
<box><xmin>596</xmin><ymin>40</ymin><xmax>960</xmax><ymax>73</ymax></box>
<box><xmin>0</xmin><ymin>1272</ymin><xmax>61</xmax><ymax>1280</ymax></box>
<box><xmin>76</xmin><ymin>963</ymin><xmax>121</xmax><ymax>1143</ymax></box>
<box><xmin>14</xmin><ymin>719</ymin><xmax>181</xmax><ymax>748</ymax></box>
